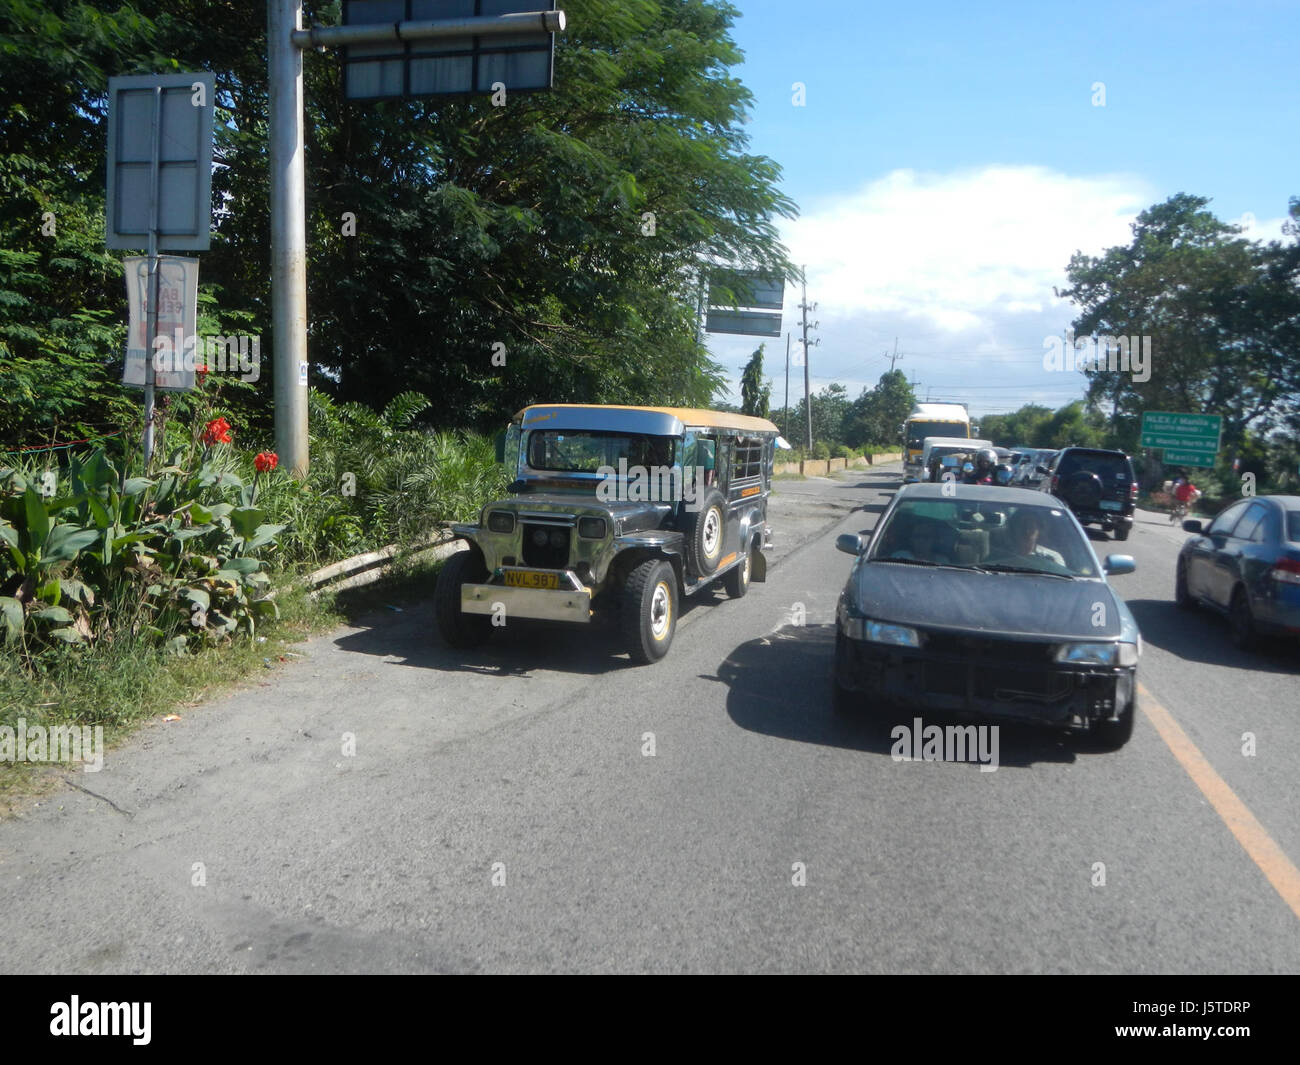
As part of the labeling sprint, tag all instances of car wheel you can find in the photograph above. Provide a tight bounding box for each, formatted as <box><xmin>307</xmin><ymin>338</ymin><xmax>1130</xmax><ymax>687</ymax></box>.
<box><xmin>1174</xmin><ymin>559</ymin><xmax>1195</xmax><ymax>610</ymax></box>
<box><xmin>684</xmin><ymin>489</ymin><xmax>727</xmax><ymax>577</ymax></box>
<box><xmin>1094</xmin><ymin>688</ymin><xmax>1135</xmax><ymax>750</ymax></box>
<box><xmin>723</xmin><ymin>541</ymin><xmax>752</xmax><ymax>599</ymax></box>
<box><xmin>1113</xmin><ymin>525</ymin><xmax>1130</xmax><ymax>542</ymax></box>
<box><xmin>1229</xmin><ymin>587</ymin><xmax>1257</xmax><ymax>651</ymax></box>
<box><xmin>434</xmin><ymin>547</ymin><xmax>494</xmax><ymax>649</ymax></box>
<box><xmin>622</xmin><ymin>558</ymin><xmax>676</xmax><ymax>664</ymax></box>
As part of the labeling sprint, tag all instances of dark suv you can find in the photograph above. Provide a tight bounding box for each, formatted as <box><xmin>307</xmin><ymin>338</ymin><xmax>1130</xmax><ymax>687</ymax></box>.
<box><xmin>1037</xmin><ymin>447</ymin><xmax>1137</xmax><ymax>540</ymax></box>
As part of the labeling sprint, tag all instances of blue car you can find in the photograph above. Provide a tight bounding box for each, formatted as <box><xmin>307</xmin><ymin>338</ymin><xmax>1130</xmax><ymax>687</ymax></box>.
<box><xmin>1176</xmin><ymin>495</ymin><xmax>1300</xmax><ymax>649</ymax></box>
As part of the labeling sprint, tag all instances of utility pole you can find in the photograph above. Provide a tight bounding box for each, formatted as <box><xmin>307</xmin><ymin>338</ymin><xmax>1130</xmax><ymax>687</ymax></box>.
<box><xmin>798</xmin><ymin>268</ymin><xmax>818</xmax><ymax>454</ymax></box>
<box><xmin>783</xmin><ymin>331</ymin><xmax>790</xmax><ymax>439</ymax></box>
<box><xmin>885</xmin><ymin>336</ymin><xmax>903</xmax><ymax>373</ymax></box>
<box><xmin>269</xmin><ymin>0</ymin><xmax>309</xmax><ymax>476</ymax></box>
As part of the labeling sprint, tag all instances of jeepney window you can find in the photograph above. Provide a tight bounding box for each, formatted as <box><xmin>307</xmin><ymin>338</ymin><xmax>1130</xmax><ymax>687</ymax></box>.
<box><xmin>526</xmin><ymin>430</ymin><xmax>675</xmax><ymax>473</ymax></box>
<box><xmin>734</xmin><ymin>437</ymin><xmax>764</xmax><ymax>481</ymax></box>
<box><xmin>716</xmin><ymin>438</ymin><xmax>734</xmax><ymax>489</ymax></box>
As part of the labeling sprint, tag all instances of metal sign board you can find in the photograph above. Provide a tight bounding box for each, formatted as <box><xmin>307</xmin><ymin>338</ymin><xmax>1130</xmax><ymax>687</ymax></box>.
<box><xmin>106</xmin><ymin>73</ymin><xmax>214</xmax><ymax>250</ymax></box>
<box><xmin>705</xmin><ymin>309</ymin><xmax>782</xmax><ymax>338</ymax></box>
<box><xmin>1140</xmin><ymin>411</ymin><xmax>1222</xmax><ymax>454</ymax></box>
<box><xmin>1161</xmin><ymin>449</ymin><xmax>1217</xmax><ymax>468</ymax></box>
<box><xmin>709</xmin><ymin>269</ymin><xmax>785</xmax><ymax>311</ymax></box>
<box><xmin>344</xmin><ymin>0</ymin><xmax>556</xmax><ymax>99</ymax></box>
<box><xmin>122</xmin><ymin>256</ymin><xmax>199</xmax><ymax>391</ymax></box>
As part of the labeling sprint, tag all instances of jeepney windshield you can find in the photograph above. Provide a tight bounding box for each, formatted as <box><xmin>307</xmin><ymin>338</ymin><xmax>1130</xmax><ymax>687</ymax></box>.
<box><xmin>526</xmin><ymin>430</ymin><xmax>676</xmax><ymax>473</ymax></box>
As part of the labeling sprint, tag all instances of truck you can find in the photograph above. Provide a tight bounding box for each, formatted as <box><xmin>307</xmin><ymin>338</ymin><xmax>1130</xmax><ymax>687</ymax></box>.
<box><xmin>901</xmin><ymin>402</ymin><xmax>973</xmax><ymax>483</ymax></box>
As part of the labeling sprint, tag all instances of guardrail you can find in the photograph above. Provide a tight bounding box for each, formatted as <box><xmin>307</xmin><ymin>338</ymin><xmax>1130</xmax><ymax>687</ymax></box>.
<box><xmin>299</xmin><ymin>526</ymin><xmax>464</xmax><ymax>598</ymax></box>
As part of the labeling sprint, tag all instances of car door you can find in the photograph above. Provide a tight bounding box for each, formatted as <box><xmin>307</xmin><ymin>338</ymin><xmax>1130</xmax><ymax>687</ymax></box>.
<box><xmin>1198</xmin><ymin>500</ymin><xmax>1252</xmax><ymax>608</ymax></box>
<box><xmin>1229</xmin><ymin>501</ymin><xmax>1273</xmax><ymax>606</ymax></box>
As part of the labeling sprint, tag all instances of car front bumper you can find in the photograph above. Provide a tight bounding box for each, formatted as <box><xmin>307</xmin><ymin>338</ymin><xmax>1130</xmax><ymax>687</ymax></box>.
<box><xmin>834</xmin><ymin>631</ymin><xmax>1134</xmax><ymax>730</ymax></box>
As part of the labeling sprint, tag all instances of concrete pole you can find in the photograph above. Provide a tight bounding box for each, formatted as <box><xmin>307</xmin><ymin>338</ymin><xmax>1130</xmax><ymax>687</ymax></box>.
<box><xmin>268</xmin><ymin>0</ymin><xmax>309</xmax><ymax>476</ymax></box>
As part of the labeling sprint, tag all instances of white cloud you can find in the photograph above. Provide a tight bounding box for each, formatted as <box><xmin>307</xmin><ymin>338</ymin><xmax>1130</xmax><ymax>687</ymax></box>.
<box><xmin>783</xmin><ymin>165</ymin><xmax>1152</xmax><ymax>324</ymax></box>
<box><xmin>708</xmin><ymin>165</ymin><xmax>1160</xmax><ymax>410</ymax></box>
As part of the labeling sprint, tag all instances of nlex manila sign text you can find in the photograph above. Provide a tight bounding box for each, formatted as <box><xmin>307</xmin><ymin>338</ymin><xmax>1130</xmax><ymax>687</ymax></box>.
<box><xmin>1140</xmin><ymin>411</ymin><xmax>1221</xmax><ymax>462</ymax></box>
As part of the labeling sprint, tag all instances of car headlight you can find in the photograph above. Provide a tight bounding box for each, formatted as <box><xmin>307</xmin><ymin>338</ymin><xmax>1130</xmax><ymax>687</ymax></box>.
<box><xmin>843</xmin><ymin>616</ymin><xmax>921</xmax><ymax>647</ymax></box>
<box><xmin>487</xmin><ymin>510</ymin><xmax>515</xmax><ymax>534</ymax></box>
<box><xmin>577</xmin><ymin>516</ymin><xmax>607</xmax><ymax>539</ymax></box>
<box><xmin>1054</xmin><ymin>642</ymin><xmax>1138</xmax><ymax>667</ymax></box>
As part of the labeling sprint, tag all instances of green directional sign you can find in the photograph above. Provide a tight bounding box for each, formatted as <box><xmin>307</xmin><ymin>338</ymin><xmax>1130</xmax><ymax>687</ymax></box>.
<box><xmin>1141</xmin><ymin>411</ymin><xmax>1221</xmax><ymax>461</ymax></box>
<box><xmin>1163</xmin><ymin>449</ymin><xmax>1216</xmax><ymax>468</ymax></box>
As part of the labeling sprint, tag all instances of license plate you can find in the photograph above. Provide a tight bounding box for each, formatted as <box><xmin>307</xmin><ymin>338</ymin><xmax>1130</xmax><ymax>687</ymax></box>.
<box><xmin>504</xmin><ymin>569</ymin><xmax>560</xmax><ymax>590</ymax></box>
<box><xmin>1100</xmin><ymin>501</ymin><xmax>1122</xmax><ymax>512</ymax></box>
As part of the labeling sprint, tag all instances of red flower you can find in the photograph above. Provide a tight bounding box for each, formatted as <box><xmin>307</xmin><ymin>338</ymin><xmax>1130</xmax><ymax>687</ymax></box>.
<box><xmin>196</xmin><ymin>363</ymin><xmax>209</xmax><ymax>383</ymax></box>
<box><xmin>254</xmin><ymin>451</ymin><xmax>278</xmax><ymax>473</ymax></box>
<box><xmin>201</xmin><ymin>417</ymin><xmax>233</xmax><ymax>447</ymax></box>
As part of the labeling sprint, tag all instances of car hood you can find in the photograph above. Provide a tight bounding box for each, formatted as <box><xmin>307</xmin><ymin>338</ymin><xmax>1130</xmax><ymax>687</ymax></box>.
<box><xmin>848</xmin><ymin>561</ymin><xmax>1126</xmax><ymax>640</ymax></box>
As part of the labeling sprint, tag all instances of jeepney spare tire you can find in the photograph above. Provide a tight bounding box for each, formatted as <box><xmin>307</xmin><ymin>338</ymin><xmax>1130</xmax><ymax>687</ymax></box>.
<box><xmin>434</xmin><ymin>546</ymin><xmax>493</xmax><ymax>649</ymax></box>
<box><xmin>685</xmin><ymin>489</ymin><xmax>727</xmax><ymax>576</ymax></box>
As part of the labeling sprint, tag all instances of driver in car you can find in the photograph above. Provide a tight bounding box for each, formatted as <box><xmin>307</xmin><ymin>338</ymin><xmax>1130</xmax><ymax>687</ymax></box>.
<box><xmin>988</xmin><ymin>509</ymin><xmax>1065</xmax><ymax>568</ymax></box>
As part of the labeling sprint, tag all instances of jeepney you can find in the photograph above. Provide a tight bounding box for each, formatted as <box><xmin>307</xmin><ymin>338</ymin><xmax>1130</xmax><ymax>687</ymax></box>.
<box><xmin>435</xmin><ymin>404</ymin><xmax>784</xmax><ymax>663</ymax></box>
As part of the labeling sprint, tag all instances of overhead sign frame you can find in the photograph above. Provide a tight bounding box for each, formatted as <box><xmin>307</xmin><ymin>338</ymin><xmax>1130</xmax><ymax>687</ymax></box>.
<box><xmin>342</xmin><ymin>0</ymin><xmax>558</xmax><ymax>100</ymax></box>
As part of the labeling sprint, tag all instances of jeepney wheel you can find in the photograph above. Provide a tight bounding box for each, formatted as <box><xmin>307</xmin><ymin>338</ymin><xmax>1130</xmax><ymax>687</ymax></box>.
<box><xmin>434</xmin><ymin>547</ymin><xmax>493</xmax><ymax>649</ymax></box>
<box><xmin>723</xmin><ymin>540</ymin><xmax>752</xmax><ymax>599</ymax></box>
<box><xmin>623</xmin><ymin>558</ymin><xmax>676</xmax><ymax>664</ymax></box>
<box><xmin>685</xmin><ymin>489</ymin><xmax>727</xmax><ymax>577</ymax></box>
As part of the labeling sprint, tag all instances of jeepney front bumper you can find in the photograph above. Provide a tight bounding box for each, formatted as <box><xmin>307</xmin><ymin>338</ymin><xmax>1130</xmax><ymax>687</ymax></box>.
<box><xmin>461</xmin><ymin>569</ymin><xmax>593</xmax><ymax>623</ymax></box>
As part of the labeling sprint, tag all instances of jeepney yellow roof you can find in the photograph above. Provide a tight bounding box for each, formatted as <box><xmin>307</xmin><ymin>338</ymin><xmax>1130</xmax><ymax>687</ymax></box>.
<box><xmin>515</xmin><ymin>404</ymin><xmax>781</xmax><ymax>435</ymax></box>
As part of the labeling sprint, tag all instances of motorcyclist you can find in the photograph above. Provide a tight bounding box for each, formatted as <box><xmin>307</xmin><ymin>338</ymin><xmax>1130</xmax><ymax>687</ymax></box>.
<box><xmin>963</xmin><ymin>448</ymin><xmax>999</xmax><ymax>485</ymax></box>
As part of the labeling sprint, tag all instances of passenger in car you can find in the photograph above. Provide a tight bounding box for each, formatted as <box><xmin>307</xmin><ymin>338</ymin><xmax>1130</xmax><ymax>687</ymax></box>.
<box><xmin>888</xmin><ymin>516</ymin><xmax>955</xmax><ymax>564</ymax></box>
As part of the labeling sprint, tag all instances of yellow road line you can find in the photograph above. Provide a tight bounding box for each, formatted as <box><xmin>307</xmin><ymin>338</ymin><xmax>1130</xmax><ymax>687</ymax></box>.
<box><xmin>1139</xmin><ymin>682</ymin><xmax>1300</xmax><ymax>922</ymax></box>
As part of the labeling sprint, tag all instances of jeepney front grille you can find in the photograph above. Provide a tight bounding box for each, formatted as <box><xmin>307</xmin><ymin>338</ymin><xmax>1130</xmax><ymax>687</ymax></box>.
<box><xmin>521</xmin><ymin>522</ymin><xmax>572</xmax><ymax>569</ymax></box>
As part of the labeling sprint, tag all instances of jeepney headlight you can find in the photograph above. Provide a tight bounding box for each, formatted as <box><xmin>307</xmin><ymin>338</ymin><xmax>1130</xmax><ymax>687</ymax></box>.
<box><xmin>549</xmin><ymin>528</ymin><xmax>566</xmax><ymax>548</ymax></box>
<box><xmin>1055</xmin><ymin>642</ymin><xmax>1138</xmax><ymax>666</ymax></box>
<box><xmin>487</xmin><ymin>511</ymin><xmax>515</xmax><ymax>534</ymax></box>
<box><xmin>578</xmin><ymin>517</ymin><xmax>607</xmax><ymax>539</ymax></box>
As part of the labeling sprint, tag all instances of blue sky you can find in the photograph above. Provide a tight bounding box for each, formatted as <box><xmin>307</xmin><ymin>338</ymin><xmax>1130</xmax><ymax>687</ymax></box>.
<box><xmin>705</xmin><ymin>0</ymin><xmax>1300</xmax><ymax>419</ymax></box>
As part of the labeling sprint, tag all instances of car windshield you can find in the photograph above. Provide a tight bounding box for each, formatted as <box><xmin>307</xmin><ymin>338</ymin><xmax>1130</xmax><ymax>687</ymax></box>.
<box><xmin>868</xmin><ymin>499</ymin><xmax>1099</xmax><ymax>577</ymax></box>
<box><xmin>907</xmin><ymin>421</ymin><xmax>967</xmax><ymax>448</ymax></box>
<box><xmin>527</xmin><ymin>430</ymin><xmax>675</xmax><ymax>473</ymax></box>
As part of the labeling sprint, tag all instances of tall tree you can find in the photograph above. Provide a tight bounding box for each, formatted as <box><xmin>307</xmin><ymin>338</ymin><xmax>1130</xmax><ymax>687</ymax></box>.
<box><xmin>0</xmin><ymin>0</ymin><xmax>798</xmax><ymax>446</ymax></box>
<box><xmin>1057</xmin><ymin>193</ymin><xmax>1300</xmax><ymax>452</ymax></box>
<box><xmin>739</xmin><ymin>343</ymin><xmax>770</xmax><ymax>417</ymax></box>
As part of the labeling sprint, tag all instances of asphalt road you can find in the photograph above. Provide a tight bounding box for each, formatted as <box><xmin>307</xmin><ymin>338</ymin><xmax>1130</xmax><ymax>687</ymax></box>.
<box><xmin>2</xmin><ymin>463</ymin><xmax>1298</xmax><ymax>973</ymax></box>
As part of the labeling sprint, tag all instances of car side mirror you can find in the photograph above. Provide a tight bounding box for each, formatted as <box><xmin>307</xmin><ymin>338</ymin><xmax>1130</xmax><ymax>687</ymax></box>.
<box><xmin>836</xmin><ymin>533</ymin><xmax>867</xmax><ymax>555</ymax></box>
<box><xmin>1103</xmin><ymin>554</ymin><xmax>1136</xmax><ymax>576</ymax></box>
<box><xmin>1181</xmin><ymin>519</ymin><xmax>1203</xmax><ymax>534</ymax></box>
